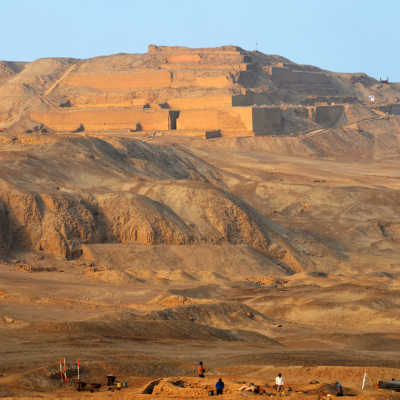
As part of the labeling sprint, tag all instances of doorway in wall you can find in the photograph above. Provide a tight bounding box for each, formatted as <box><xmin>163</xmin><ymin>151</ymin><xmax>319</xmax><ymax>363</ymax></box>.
<box><xmin>168</xmin><ymin>111</ymin><xmax>180</xmax><ymax>130</ymax></box>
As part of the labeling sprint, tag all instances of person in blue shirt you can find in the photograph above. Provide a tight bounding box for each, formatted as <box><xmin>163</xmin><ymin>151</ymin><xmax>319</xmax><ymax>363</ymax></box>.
<box><xmin>336</xmin><ymin>381</ymin><xmax>343</xmax><ymax>397</ymax></box>
<box><xmin>215</xmin><ymin>378</ymin><xmax>225</xmax><ymax>395</ymax></box>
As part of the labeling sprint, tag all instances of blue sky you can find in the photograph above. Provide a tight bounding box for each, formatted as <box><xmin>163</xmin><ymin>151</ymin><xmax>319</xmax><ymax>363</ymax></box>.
<box><xmin>2</xmin><ymin>0</ymin><xmax>399</xmax><ymax>81</ymax></box>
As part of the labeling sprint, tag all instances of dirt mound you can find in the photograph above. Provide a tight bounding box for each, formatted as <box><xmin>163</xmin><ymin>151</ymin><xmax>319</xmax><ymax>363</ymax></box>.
<box><xmin>192</xmin><ymin>271</ymin><xmax>231</xmax><ymax>283</ymax></box>
<box><xmin>83</xmin><ymin>243</ymin><xmax>290</xmax><ymax>277</ymax></box>
<box><xmin>147</xmin><ymin>286</ymin><xmax>221</xmax><ymax>307</ymax></box>
<box><xmin>148</xmin><ymin>286</ymin><xmax>219</xmax><ymax>305</ymax></box>
<box><xmin>155</xmin><ymin>270</ymin><xmax>198</xmax><ymax>282</ymax></box>
<box><xmin>145</xmin><ymin>301</ymin><xmax>275</xmax><ymax>333</ymax></box>
<box><xmin>246</xmin><ymin>276</ymin><xmax>289</xmax><ymax>286</ymax></box>
<box><xmin>16</xmin><ymin>264</ymin><xmax>63</xmax><ymax>273</ymax></box>
<box><xmin>83</xmin><ymin>267</ymin><xmax>143</xmax><ymax>284</ymax></box>
<box><xmin>0</xmin><ymin>315</ymin><xmax>23</xmax><ymax>324</ymax></box>
<box><xmin>31</xmin><ymin>317</ymin><xmax>279</xmax><ymax>344</ymax></box>
<box><xmin>0</xmin><ymin>61</ymin><xmax>19</xmax><ymax>82</ymax></box>
<box><xmin>297</xmin><ymin>382</ymin><xmax>356</xmax><ymax>396</ymax></box>
<box><xmin>193</xmin><ymin>115</ymin><xmax>400</xmax><ymax>160</ymax></box>
<box><xmin>0</xmin><ymin>136</ymin><xmax>312</xmax><ymax>275</ymax></box>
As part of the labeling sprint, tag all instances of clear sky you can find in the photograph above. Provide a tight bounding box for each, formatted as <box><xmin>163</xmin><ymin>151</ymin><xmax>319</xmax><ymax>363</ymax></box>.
<box><xmin>2</xmin><ymin>0</ymin><xmax>399</xmax><ymax>81</ymax></box>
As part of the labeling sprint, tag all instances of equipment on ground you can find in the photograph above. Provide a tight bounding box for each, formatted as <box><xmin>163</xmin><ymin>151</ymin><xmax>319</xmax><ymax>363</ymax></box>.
<box><xmin>378</xmin><ymin>381</ymin><xmax>400</xmax><ymax>391</ymax></box>
<box><xmin>90</xmin><ymin>383</ymin><xmax>102</xmax><ymax>393</ymax></box>
<box><xmin>59</xmin><ymin>357</ymin><xmax>69</xmax><ymax>382</ymax></box>
<box><xmin>362</xmin><ymin>370</ymin><xmax>373</xmax><ymax>389</ymax></box>
<box><xmin>75</xmin><ymin>381</ymin><xmax>87</xmax><ymax>391</ymax></box>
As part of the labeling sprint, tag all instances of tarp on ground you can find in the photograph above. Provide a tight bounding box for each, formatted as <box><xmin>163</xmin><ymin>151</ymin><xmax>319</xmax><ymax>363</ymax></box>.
<box><xmin>378</xmin><ymin>381</ymin><xmax>400</xmax><ymax>390</ymax></box>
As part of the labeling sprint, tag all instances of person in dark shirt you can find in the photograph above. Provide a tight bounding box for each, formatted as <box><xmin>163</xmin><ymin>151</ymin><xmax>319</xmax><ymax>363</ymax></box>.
<box><xmin>215</xmin><ymin>378</ymin><xmax>225</xmax><ymax>395</ymax></box>
<box><xmin>336</xmin><ymin>381</ymin><xmax>343</xmax><ymax>397</ymax></box>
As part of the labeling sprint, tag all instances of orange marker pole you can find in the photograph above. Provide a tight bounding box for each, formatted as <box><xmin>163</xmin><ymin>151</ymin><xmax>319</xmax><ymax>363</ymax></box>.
<box><xmin>77</xmin><ymin>359</ymin><xmax>80</xmax><ymax>382</ymax></box>
<box><xmin>60</xmin><ymin>358</ymin><xmax>63</xmax><ymax>382</ymax></box>
<box><xmin>64</xmin><ymin>358</ymin><xmax>69</xmax><ymax>382</ymax></box>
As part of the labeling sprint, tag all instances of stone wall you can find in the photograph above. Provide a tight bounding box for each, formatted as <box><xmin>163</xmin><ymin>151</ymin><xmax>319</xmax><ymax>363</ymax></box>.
<box><xmin>171</xmin><ymin>70</ymin><xmax>235</xmax><ymax>87</ymax></box>
<box><xmin>295</xmin><ymin>70</ymin><xmax>330</xmax><ymax>84</ymax></box>
<box><xmin>252</xmin><ymin>108</ymin><xmax>281</xmax><ymax>134</ymax></box>
<box><xmin>392</xmin><ymin>104</ymin><xmax>400</xmax><ymax>115</ymax></box>
<box><xmin>167</xmin><ymin>95</ymin><xmax>244</xmax><ymax>109</ymax></box>
<box><xmin>167</xmin><ymin>92</ymin><xmax>270</xmax><ymax>110</ymax></box>
<box><xmin>176</xmin><ymin>108</ymin><xmax>253</xmax><ymax>132</ymax></box>
<box><xmin>65</xmin><ymin>71</ymin><xmax>172</xmax><ymax>90</ymax></box>
<box><xmin>315</xmin><ymin>105</ymin><xmax>345</xmax><ymax>127</ymax></box>
<box><xmin>64</xmin><ymin>70</ymin><xmax>245</xmax><ymax>89</ymax></box>
<box><xmin>30</xmin><ymin>109</ymin><xmax>171</xmax><ymax>131</ymax></box>
<box><xmin>263</xmin><ymin>66</ymin><xmax>329</xmax><ymax>84</ymax></box>
<box><xmin>167</xmin><ymin>54</ymin><xmax>201</xmax><ymax>63</ymax></box>
<box><xmin>160</xmin><ymin>63</ymin><xmax>252</xmax><ymax>70</ymax></box>
<box><xmin>176</xmin><ymin>107</ymin><xmax>281</xmax><ymax>135</ymax></box>
<box><xmin>148</xmin><ymin>44</ymin><xmax>244</xmax><ymax>55</ymax></box>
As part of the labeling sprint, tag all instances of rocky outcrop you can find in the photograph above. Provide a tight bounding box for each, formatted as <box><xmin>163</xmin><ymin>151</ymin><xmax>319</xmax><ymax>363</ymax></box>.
<box><xmin>0</xmin><ymin>185</ymin><xmax>308</xmax><ymax>272</ymax></box>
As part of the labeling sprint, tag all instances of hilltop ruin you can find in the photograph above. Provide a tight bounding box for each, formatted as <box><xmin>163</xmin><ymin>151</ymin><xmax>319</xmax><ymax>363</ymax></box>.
<box><xmin>1</xmin><ymin>44</ymin><xmax>388</xmax><ymax>138</ymax></box>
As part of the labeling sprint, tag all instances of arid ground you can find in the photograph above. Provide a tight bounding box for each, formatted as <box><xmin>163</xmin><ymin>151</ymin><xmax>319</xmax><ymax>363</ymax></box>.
<box><xmin>1</xmin><ymin>46</ymin><xmax>400</xmax><ymax>399</ymax></box>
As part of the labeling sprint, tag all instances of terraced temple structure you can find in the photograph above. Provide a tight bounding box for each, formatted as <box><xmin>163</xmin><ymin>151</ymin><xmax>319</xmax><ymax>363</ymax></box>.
<box><xmin>24</xmin><ymin>45</ymin><xmax>361</xmax><ymax>138</ymax></box>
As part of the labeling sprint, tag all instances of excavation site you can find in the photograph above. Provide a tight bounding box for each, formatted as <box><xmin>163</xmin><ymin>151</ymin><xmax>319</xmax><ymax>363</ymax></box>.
<box><xmin>0</xmin><ymin>44</ymin><xmax>400</xmax><ymax>399</ymax></box>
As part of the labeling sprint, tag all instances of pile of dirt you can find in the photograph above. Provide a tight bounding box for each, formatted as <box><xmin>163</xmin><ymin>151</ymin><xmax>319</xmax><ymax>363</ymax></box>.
<box><xmin>84</xmin><ymin>242</ymin><xmax>291</xmax><ymax>278</ymax></box>
<box><xmin>31</xmin><ymin>317</ymin><xmax>279</xmax><ymax>345</ymax></box>
<box><xmin>148</xmin><ymin>286</ymin><xmax>220</xmax><ymax>305</ymax></box>
<box><xmin>16</xmin><ymin>264</ymin><xmax>63</xmax><ymax>273</ymax></box>
<box><xmin>147</xmin><ymin>287</ymin><xmax>220</xmax><ymax>307</ymax></box>
<box><xmin>0</xmin><ymin>61</ymin><xmax>19</xmax><ymax>82</ymax></box>
<box><xmin>83</xmin><ymin>267</ymin><xmax>143</xmax><ymax>284</ymax></box>
<box><xmin>246</xmin><ymin>276</ymin><xmax>288</xmax><ymax>286</ymax></box>
<box><xmin>144</xmin><ymin>301</ymin><xmax>275</xmax><ymax>333</ymax></box>
<box><xmin>0</xmin><ymin>315</ymin><xmax>23</xmax><ymax>324</ymax></box>
<box><xmin>0</xmin><ymin>135</ymin><xmax>312</xmax><ymax>275</ymax></box>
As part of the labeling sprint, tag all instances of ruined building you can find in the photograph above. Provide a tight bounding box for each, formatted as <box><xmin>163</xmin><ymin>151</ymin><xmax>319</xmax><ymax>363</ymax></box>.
<box><xmin>28</xmin><ymin>45</ymin><xmax>358</xmax><ymax>138</ymax></box>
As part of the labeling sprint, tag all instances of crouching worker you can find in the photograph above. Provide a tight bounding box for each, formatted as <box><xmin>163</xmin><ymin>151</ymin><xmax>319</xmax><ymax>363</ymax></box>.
<box><xmin>336</xmin><ymin>381</ymin><xmax>343</xmax><ymax>397</ymax></box>
<box><xmin>198</xmin><ymin>362</ymin><xmax>205</xmax><ymax>378</ymax></box>
<box><xmin>216</xmin><ymin>378</ymin><xmax>225</xmax><ymax>395</ymax></box>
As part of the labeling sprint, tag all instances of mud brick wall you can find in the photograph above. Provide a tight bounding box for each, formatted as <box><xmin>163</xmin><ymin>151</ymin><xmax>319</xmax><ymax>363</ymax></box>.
<box><xmin>30</xmin><ymin>109</ymin><xmax>170</xmax><ymax>131</ymax></box>
<box><xmin>177</xmin><ymin>108</ymin><xmax>253</xmax><ymax>132</ymax></box>
<box><xmin>392</xmin><ymin>104</ymin><xmax>400</xmax><ymax>115</ymax></box>
<box><xmin>264</xmin><ymin>67</ymin><xmax>298</xmax><ymax>84</ymax></box>
<box><xmin>160</xmin><ymin>63</ymin><xmax>250</xmax><ymax>70</ymax></box>
<box><xmin>64</xmin><ymin>71</ymin><xmax>172</xmax><ymax>90</ymax></box>
<box><xmin>171</xmin><ymin>70</ymin><xmax>234</xmax><ymax>87</ymax></box>
<box><xmin>168</xmin><ymin>95</ymin><xmax>245</xmax><ymax>109</ymax></box>
<box><xmin>64</xmin><ymin>69</ymin><xmax>243</xmax><ymax>89</ymax></box>
<box><xmin>264</xmin><ymin>66</ymin><xmax>329</xmax><ymax>85</ymax></box>
<box><xmin>295</xmin><ymin>70</ymin><xmax>330</xmax><ymax>84</ymax></box>
<box><xmin>167</xmin><ymin>54</ymin><xmax>201</xmax><ymax>62</ymax></box>
<box><xmin>252</xmin><ymin>108</ymin><xmax>281</xmax><ymax>134</ymax></box>
<box><xmin>315</xmin><ymin>105</ymin><xmax>345</xmax><ymax>127</ymax></box>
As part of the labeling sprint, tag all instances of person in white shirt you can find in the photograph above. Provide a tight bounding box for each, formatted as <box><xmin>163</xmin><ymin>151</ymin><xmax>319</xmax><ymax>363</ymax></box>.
<box><xmin>276</xmin><ymin>373</ymin><xmax>284</xmax><ymax>396</ymax></box>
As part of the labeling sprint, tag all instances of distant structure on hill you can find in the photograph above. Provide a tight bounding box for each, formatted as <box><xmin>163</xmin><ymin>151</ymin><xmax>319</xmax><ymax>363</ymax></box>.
<box><xmin>380</xmin><ymin>77</ymin><xmax>389</xmax><ymax>83</ymax></box>
<box><xmin>5</xmin><ymin>44</ymin><xmax>398</xmax><ymax>138</ymax></box>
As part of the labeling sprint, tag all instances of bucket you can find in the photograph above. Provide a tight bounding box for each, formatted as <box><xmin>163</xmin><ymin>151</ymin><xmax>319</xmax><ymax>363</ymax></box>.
<box><xmin>123</xmin><ymin>381</ymin><xmax>128</xmax><ymax>388</ymax></box>
<box><xmin>208</xmin><ymin>390</ymin><xmax>214</xmax><ymax>396</ymax></box>
<box><xmin>117</xmin><ymin>382</ymin><xmax>121</xmax><ymax>388</ymax></box>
